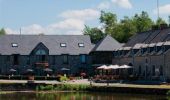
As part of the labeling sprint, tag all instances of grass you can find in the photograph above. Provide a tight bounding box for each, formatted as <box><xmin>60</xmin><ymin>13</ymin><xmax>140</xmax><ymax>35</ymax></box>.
<box><xmin>36</xmin><ymin>84</ymin><xmax>90</xmax><ymax>91</ymax></box>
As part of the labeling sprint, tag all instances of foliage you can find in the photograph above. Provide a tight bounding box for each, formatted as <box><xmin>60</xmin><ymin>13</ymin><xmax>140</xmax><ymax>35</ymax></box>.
<box><xmin>0</xmin><ymin>28</ymin><xmax>6</xmax><ymax>35</ymax></box>
<box><xmin>156</xmin><ymin>18</ymin><xmax>167</xmax><ymax>27</ymax></box>
<box><xmin>59</xmin><ymin>76</ymin><xmax>69</xmax><ymax>82</ymax></box>
<box><xmin>167</xmin><ymin>90</ymin><xmax>170</xmax><ymax>96</ymax></box>
<box><xmin>83</xmin><ymin>25</ymin><xmax>105</xmax><ymax>43</ymax></box>
<box><xmin>84</xmin><ymin>11</ymin><xmax>167</xmax><ymax>43</ymax></box>
<box><xmin>133</xmin><ymin>11</ymin><xmax>154</xmax><ymax>33</ymax></box>
<box><xmin>36</xmin><ymin>84</ymin><xmax>90</xmax><ymax>91</ymax></box>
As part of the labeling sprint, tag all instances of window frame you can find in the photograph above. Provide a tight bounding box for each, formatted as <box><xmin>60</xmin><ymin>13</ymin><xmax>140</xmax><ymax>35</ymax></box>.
<box><xmin>60</xmin><ymin>43</ymin><xmax>67</xmax><ymax>47</ymax></box>
<box><xmin>62</xmin><ymin>54</ymin><xmax>68</xmax><ymax>64</ymax></box>
<box><xmin>11</xmin><ymin>43</ymin><xmax>18</xmax><ymax>47</ymax></box>
<box><xmin>78</xmin><ymin>43</ymin><xmax>84</xmax><ymax>47</ymax></box>
<box><xmin>80</xmin><ymin>54</ymin><xmax>87</xmax><ymax>64</ymax></box>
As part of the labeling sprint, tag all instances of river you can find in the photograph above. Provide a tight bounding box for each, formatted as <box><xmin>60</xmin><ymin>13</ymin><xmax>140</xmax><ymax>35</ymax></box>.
<box><xmin>0</xmin><ymin>92</ymin><xmax>167</xmax><ymax>100</ymax></box>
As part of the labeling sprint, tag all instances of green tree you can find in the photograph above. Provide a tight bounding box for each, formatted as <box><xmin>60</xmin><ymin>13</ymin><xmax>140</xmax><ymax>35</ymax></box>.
<box><xmin>133</xmin><ymin>11</ymin><xmax>154</xmax><ymax>32</ymax></box>
<box><xmin>156</xmin><ymin>17</ymin><xmax>167</xmax><ymax>26</ymax></box>
<box><xmin>83</xmin><ymin>25</ymin><xmax>105</xmax><ymax>43</ymax></box>
<box><xmin>100</xmin><ymin>11</ymin><xmax>117</xmax><ymax>36</ymax></box>
<box><xmin>0</xmin><ymin>28</ymin><xmax>6</xmax><ymax>35</ymax></box>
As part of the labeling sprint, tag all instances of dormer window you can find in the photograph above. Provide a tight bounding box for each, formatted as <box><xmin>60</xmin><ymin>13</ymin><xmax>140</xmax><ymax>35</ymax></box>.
<box><xmin>78</xmin><ymin>43</ymin><xmax>84</xmax><ymax>47</ymax></box>
<box><xmin>60</xmin><ymin>43</ymin><xmax>66</xmax><ymax>47</ymax></box>
<box><xmin>12</xmin><ymin>43</ymin><xmax>18</xmax><ymax>47</ymax></box>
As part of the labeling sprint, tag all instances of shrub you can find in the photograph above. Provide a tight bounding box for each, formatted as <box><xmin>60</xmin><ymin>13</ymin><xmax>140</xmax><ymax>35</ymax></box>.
<box><xmin>167</xmin><ymin>90</ymin><xmax>170</xmax><ymax>95</ymax></box>
<box><xmin>60</xmin><ymin>76</ymin><xmax>69</xmax><ymax>82</ymax></box>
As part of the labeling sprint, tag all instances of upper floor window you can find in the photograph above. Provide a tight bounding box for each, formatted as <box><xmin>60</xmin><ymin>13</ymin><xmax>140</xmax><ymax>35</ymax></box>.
<box><xmin>78</xmin><ymin>43</ymin><xmax>84</xmax><ymax>47</ymax></box>
<box><xmin>60</xmin><ymin>43</ymin><xmax>66</xmax><ymax>47</ymax></box>
<box><xmin>35</xmin><ymin>49</ymin><xmax>46</xmax><ymax>55</ymax></box>
<box><xmin>12</xmin><ymin>43</ymin><xmax>18</xmax><ymax>47</ymax></box>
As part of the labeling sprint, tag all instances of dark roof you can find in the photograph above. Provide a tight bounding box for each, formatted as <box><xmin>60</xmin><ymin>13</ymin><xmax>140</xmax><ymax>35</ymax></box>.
<box><xmin>92</xmin><ymin>35</ymin><xmax>122</xmax><ymax>51</ymax></box>
<box><xmin>0</xmin><ymin>35</ymin><xmax>94</xmax><ymax>55</ymax></box>
<box><xmin>125</xmin><ymin>28</ymin><xmax>170</xmax><ymax>47</ymax></box>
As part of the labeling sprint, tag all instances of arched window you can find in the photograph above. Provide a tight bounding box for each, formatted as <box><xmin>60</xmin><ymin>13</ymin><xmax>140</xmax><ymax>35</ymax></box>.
<box><xmin>35</xmin><ymin>49</ymin><xmax>46</xmax><ymax>55</ymax></box>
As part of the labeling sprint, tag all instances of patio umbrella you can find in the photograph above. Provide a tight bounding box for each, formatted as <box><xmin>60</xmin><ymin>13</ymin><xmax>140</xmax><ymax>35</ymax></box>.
<box><xmin>97</xmin><ymin>65</ymin><xmax>108</xmax><ymax>70</ymax></box>
<box><xmin>107</xmin><ymin>65</ymin><xmax>120</xmax><ymax>69</ymax></box>
<box><xmin>61</xmin><ymin>68</ymin><xmax>70</xmax><ymax>71</ymax></box>
<box><xmin>43</xmin><ymin>68</ymin><xmax>53</xmax><ymax>72</ymax></box>
<box><xmin>26</xmin><ymin>69</ymin><xmax>34</xmax><ymax>72</ymax></box>
<box><xmin>119</xmin><ymin>65</ymin><xmax>132</xmax><ymax>69</ymax></box>
<box><xmin>9</xmin><ymin>68</ymin><xmax>17</xmax><ymax>72</ymax></box>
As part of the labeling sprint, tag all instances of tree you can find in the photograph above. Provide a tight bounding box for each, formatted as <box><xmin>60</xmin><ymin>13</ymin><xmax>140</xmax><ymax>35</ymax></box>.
<box><xmin>133</xmin><ymin>11</ymin><xmax>154</xmax><ymax>32</ymax></box>
<box><xmin>156</xmin><ymin>17</ymin><xmax>167</xmax><ymax>26</ymax></box>
<box><xmin>83</xmin><ymin>25</ymin><xmax>105</xmax><ymax>43</ymax></box>
<box><xmin>100</xmin><ymin>11</ymin><xmax>117</xmax><ymax>36</ymax></box>
<box><xmin>0</xmin><ymin>28</ymin><xmax>6</xmax><ymax>35</ymax></box>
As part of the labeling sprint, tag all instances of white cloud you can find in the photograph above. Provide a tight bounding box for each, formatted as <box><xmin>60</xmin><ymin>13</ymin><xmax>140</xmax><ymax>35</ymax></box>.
<box><xmin>153</xmin><ymin>4</ymin><xmax>170</xmax><ymax>15</ymax></box>
<box><xmin>60</xmin><ymin>9</ymin><xmax>100</xmax><ymax>21</ymax></box>
<box><xmin>49</xmin><ymin>19</ymin><xmax>84</xmax><ymax>30</ymax></box>
<box><xmin>97</xmin><ymin>1</ymin><xmax>110</xmax><ymax>10</ymax></box>
<box><xmin>5</xmin><ymin>19</ymin><xmax>85</xmax><ymax>35</ymax></box>
<box><xmin>111</xmin><ymin>0</ymin><xmax>132</xmax><ymax>9</ymax></box>
<box><xmin>5</xmin><ymin>8</ymin><xmax>101</xmax><ymax>35</ymax></box>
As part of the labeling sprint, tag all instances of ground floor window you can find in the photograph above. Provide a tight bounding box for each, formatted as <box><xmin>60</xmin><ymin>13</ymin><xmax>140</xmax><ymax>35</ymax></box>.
<box><xmin>152</xmin><ymin>65</ymin><xmax>155</xmax><ymax>76</ymax></box>
<box><xmin>138</xmin><ymin>66</ymin><xmax>141</xmax><ymax>75</ymax></box>
<box><xmin>63</xmin><ymin>55</ymin><xmax>68</xmax><ymax>64</ymax></box>
<box><xmin>160</xmin><ymin>65</ymin><xmax>163</xmax><ymax>76</ymax></box>
<box><xmin>80</xmin><ymin>55</ymin><xmax>86</xmax><ymax>64</ymax></box>
<box><xmin>13</xmin><ymin>54</ymin><xmax>19</xmax><ymax>65</ymax></box>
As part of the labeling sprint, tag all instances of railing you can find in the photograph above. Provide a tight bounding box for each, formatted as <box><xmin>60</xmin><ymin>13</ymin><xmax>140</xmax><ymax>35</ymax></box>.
<box><xmin>35</xmin><ymin>62</ymin><xmax>49</xmax><ymax>67</ymax></box>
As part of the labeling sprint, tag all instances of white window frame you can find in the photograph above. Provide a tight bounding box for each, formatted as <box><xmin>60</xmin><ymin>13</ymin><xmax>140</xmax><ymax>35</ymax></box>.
<box><xmin>12</xmin><ymin>43</ymin><xmax>18</xmax><ymax>47</ymax></box>
<box><xmin>60</xmin><ymin>43</ymin><xmax>66</xmax><ymax>47</ymax></box>
<box><xmin>78</xmin><ymin>43</ymin><xmax>84</xmax><ymax>47</ymax></box>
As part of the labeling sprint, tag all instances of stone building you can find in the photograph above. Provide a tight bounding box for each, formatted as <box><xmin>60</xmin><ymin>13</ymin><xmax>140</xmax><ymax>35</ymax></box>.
<box><xmin>113</xmin><ymin>25</ymin><xmax>170</xmax><ymax>81</ymax></box>
<box><xmin>0</xmin><ymin>35</ymin><xmax>121</xmax><ymax>76</ymax></box>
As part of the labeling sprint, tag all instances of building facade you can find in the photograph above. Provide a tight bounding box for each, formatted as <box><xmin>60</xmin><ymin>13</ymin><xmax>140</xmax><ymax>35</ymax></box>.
<box><xmin>112</xmin><ymin>25</ymin><xmax>170</xmax><ymax>81</ymax></box>
<box><xmin>0</xmin><ymin>35</ymin><xmax>121</xmax><ymax>76</ymax></box>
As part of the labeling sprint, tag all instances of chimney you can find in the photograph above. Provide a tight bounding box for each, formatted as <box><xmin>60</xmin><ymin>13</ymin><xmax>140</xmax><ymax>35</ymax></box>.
<box><xmin>160</xmin><ymin>24</ymin><xmax>168</xmax><ymax>30</ymax></box>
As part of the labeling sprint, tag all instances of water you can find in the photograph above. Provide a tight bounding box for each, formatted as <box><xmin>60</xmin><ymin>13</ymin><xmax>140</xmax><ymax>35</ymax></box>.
<box><xmin>0</xmin><ymin>92</ymin><xmax>167</xmax><ymax>100</ymax></box>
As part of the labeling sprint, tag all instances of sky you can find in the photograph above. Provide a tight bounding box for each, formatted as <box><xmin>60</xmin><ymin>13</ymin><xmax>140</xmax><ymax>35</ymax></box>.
<box><xmin>0</xmin><ymin>0</ymin><xmax>170</xmax><ymax>35</ymax></box>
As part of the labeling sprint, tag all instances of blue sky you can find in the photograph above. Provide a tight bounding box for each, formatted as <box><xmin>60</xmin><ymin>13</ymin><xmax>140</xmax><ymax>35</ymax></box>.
<box><xmin>0</xmin><ymin>0</ymin><xmax>170</xmax><ymax>35</ymax></box>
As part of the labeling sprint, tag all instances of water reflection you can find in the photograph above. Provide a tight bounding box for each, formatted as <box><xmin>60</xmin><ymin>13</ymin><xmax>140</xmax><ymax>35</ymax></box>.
<box><xmin>0</xmin><ymin>92</ymin><xmax>167</xmax><ymax>100</ymax></box>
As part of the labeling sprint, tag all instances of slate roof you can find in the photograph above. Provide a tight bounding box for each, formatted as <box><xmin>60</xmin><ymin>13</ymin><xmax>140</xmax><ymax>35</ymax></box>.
<box><xmin>0</xmin><ymin>35</ymin><xmax>94</xmax><ymax>55</ymax></box>
<box><xmin>92</xmin><ymin>35</ymin><xmax>122</xmax><ymax>51</ymax></box>
<box><xmin>125</xmin><ymin>28</ymin><xmax>170</xmax><ymax>47</ymax></box>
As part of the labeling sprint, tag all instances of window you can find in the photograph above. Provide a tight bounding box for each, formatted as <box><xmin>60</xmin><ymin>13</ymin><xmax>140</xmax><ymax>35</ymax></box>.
<box><xmin>13</xmin><ymin>54</ymin><xmax>19</xmax><ymax>65</ymax></box>
<box><xmin>60</xmin><ymin>43</ymin><xmax>66</xmax><ymax>47</ymax></box>
<box><xmin>52</xmin><ymin>56</ymin><xmax>55</xmax><ymax>65</ymax></box>
<box><xmin>80</xmin><ymin>55</ymin><xmax>86</xmax><ymax>63</ymax></box>
<box><xmin>160</xmin><ymin>66</ymin><xmax>163</xmax><ymax>76</ymax></box>
<box><xmin>63</xmin><ymin>55</ymin><xmax>68</xmax><ymax>64</ymax></box>
<box><xmin>152</xmin><ymin>65</ymin><xmax>155</xmax><ymax>76</ymax></box>
<box><xmin>78</xmin><ymin>43</ymin><xmax>84</xmax><ymax>47</ymax></box>
<box><xmin>138</xmin><ymin>66</ymin><xmax>141</xmax><ymax>75</ymax></box>
<box><xmin>35</xmin><ymin>49</ymin><xmax>46</xmax><ymax>55</ymax></box>
<box><xmin>12</xmin><ymin>43</ymin><xmax>18</xmax><ymax>47</ymax></box>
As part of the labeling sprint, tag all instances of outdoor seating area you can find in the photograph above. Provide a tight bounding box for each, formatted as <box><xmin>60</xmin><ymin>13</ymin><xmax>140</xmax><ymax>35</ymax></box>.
<box><xmin>94</xmin><ymin>64</ymin><xmax>136</xmax><ymax>83</ymax></box>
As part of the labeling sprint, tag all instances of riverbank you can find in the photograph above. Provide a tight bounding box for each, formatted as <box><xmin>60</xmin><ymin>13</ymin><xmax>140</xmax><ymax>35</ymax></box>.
<box><xmin>0</xmin><ymin>80</ymin><xmax>170</xmax><ymax>95</ymax></box>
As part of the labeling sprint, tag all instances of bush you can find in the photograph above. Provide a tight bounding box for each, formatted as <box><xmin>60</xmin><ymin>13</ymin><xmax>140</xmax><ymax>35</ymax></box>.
<box><xmin>167</xmin><ymin>90</ymin><xmax>170</xmax><ymax>95</ymax></box>
<box><xmin>60</xmin><ymin>76</ymin><xmax>69</xmax><ymax>82</ymax></box>
<box><xmin>36</xmin><ymin>84</ymin><xmax>90</xmax><ymax>91</ymax></box>
<box><xmin>37</xmin><ymin>85</ymin><xmax>54</xmax><ymax>91</ymax></box>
